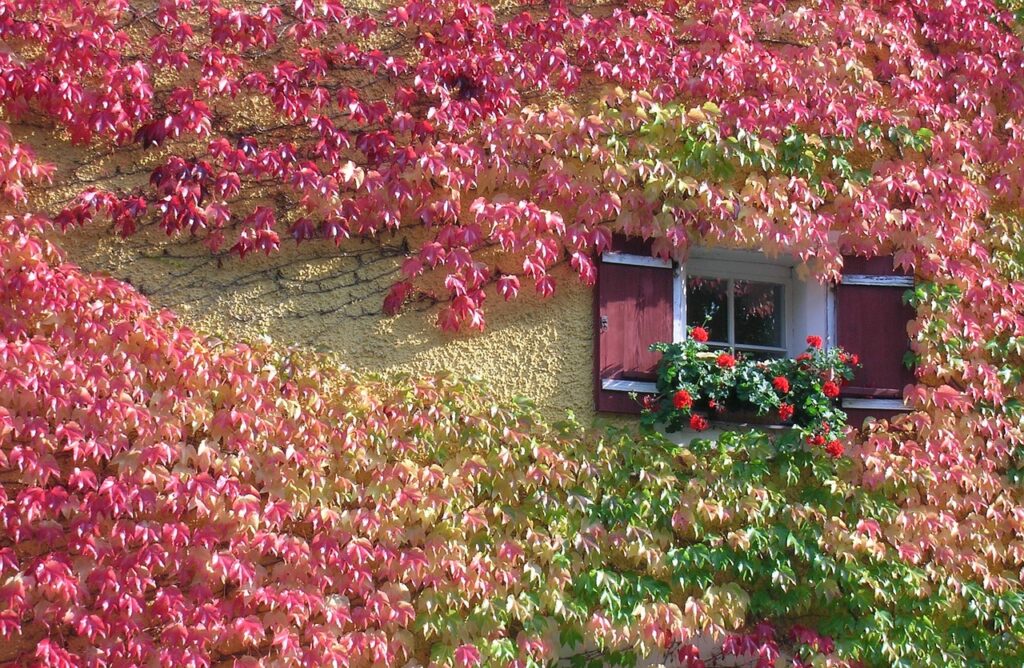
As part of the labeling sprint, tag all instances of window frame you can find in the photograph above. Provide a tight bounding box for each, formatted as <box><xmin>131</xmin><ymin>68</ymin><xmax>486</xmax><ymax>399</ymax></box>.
<box><xmin>682</xmin><ymin>256</ymin><xmax>794</xmax><ymax>357</ymax></box>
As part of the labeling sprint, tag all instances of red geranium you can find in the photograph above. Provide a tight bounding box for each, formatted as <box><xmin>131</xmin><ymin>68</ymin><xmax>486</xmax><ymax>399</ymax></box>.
<box><xmin>689</xmin><ymin>414</ymin><xmax>709</xmax><ymax>431</ymax></box>
<box><xmin>716</xmin><ymin>353</ymin><xmax>736</xmax><ymax>368</ymax></box>
<box><xmin>690</xmin><ymin>326</ymin><xmax>709</xmax><ymax>342</ymax></box>
<box><xmin>806</xmin><ymin>335</ymin><xmax>823</xmax><ymax>349</ymax></box>
<box><xmin>778</xmin><ymin>403</ymin><xmax>794</xmax><ymax>421</ymax></box>
<box><xmin>772</xmin><ymin>376</ymin><xmax>790</xmax><ymax>393</ymax></box>
<box><xmin>825</xmin><ymin>440</ymin><xmax>845</xmax><ymax>457</ymax></box>
<box><xmin>673</xmin><ymin>389</ymin><xmax>693</xmax><ymax>410</ymax></box>
<box><xmin>822</xmin><ymin>380</ymin><xmax>840</xmax><ymax>398</ymax></box>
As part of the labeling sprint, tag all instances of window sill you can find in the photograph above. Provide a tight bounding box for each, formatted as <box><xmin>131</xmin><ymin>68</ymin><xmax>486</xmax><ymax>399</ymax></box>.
<box><xmin>601</xmin><ymin>378</ymin><xmax>657</xmax><ymax>394</ymax></box>
<box><xmin>841</xmin><ymin>397</ymin><xmax>907</xmax><ymax>411</ymax></box>
<box><xmin>665</xmin><ymin>416</ymin><xmax>792</xmax><ymax>445</ymax></box>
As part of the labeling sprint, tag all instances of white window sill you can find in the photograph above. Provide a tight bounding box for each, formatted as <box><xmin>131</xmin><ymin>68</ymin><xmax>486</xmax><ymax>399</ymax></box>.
<box><xmin>601</xmin><ymin>378</ymin><xmax>657</xmax><ymax>394</ymax></box>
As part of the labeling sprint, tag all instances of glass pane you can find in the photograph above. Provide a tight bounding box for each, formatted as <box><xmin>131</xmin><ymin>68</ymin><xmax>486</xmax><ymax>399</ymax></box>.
<box><xmin>734</xmin><ymin>281</ymin><xmax>783</xmax><ymax>347</ymax></box>
<box><xmin>734</xmin><ymin>347</ymin><xmax>786</xmax><ymax>361</ymax></box>
<box><xmin>686</xmin><ymin>276</ymin><xmax>728</xmax><ymax>342</ymax></box>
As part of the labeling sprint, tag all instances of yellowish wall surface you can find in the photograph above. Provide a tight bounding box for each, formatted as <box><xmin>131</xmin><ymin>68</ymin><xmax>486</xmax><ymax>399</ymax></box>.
<box><xmin>57</xmin><ymin>225</ymin><xmax>606</xmax><ymax>422</ymax></box>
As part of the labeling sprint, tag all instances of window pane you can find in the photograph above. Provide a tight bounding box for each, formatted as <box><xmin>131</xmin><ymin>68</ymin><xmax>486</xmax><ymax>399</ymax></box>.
<box><xmin>734</xmin><ymin>281</ymin><xmax>783</xmax><ymax>347</ymax></box>
<box><xmin>686</xmin><ymin>276</ymin><xmax>728</xmax><ymax>342</ymax></box>
<box><xmin>734</xmin><ymin>347</ymin><xmax>787</xmax><ymax>361</ymax></box>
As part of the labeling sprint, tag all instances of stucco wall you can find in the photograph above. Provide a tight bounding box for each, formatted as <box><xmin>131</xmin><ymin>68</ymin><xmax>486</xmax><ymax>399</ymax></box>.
<box><xmin>56</xmin><ymin>224</ymin><xmax>604</xmax><ymax>422</ymax></box>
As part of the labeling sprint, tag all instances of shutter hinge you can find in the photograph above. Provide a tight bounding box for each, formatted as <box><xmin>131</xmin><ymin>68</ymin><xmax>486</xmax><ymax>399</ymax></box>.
<box><xmin>599</xmin><ymin>315</ymin><xmax>609</xmax><ymax>332</ymax></box>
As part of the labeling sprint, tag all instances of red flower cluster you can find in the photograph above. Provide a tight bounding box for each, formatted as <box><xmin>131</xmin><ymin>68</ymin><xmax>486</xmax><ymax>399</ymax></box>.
<box><xmin>647</xmin><ymin>332</ymin><xmax>850</xmax><ymax>443</ymax></box>
<box><xmin>716</xmin><ymin>353</ymin><xmax>736</xmax><ymax>368</ymax></box>
<box><xmin>804</xmin><ymin>421</ymin><xmax>845</xmax><ymax>457</ymax></box>
<box><xmin>806</xmin><ymin>335</ymin><xmax>823</xmax><ymax>349</ymax></box>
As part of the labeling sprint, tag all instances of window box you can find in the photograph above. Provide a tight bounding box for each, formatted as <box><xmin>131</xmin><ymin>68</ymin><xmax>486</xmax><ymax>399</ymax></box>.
<box><xmin>710</xmin><ymin>408</ymin><xmax>790</xmax><ymax>427</ymax></box>
<box><xmin>638</xmin><ymin>331</ymin><xmax>855</xmax><ymax>451</ymax></box>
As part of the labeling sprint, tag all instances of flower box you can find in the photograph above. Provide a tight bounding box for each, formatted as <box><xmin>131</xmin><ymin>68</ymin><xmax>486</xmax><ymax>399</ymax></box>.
<box><xmin>640</xmin><ymin>328</ymin><xmax>858</xmax><ymax>457</ymax></box>
<box><xmin>711</xmin><ymin>408</ymin><xmax>789</xmax><ymax>427</ymax></box>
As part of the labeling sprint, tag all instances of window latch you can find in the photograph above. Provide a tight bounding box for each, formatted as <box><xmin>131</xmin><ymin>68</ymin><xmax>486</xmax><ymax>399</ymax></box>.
<box><xmin>600</xmin><ymin>315</ymin><xmax>609</xmax><ymax>332</ymax></box>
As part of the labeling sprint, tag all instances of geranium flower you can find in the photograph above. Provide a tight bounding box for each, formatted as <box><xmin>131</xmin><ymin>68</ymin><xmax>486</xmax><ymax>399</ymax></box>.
<box><xmin>806</xmin><ymin>335</ymin><xmax>823</xmax><ymax>348</ymax></box>
<box><xmin>690</xmin><ymin>326</ymin><xmax>709</xmax><ymax>342</ymax></box>
<box><xmin>778</xmin><ymin>403</ymin><xmax>794</xmax><ymax>421</ymax></box>
<box><xmin>689</xmin><ymin>414</ymin><xmax>709</xmax><ymax>431</ymax></box>
<box><xmin>772</xmin><ymin>376</ymin><xmax>790</xmax><ymax>393</ymax></box>
<box><xmin>716</xmin><ymin>353</ymin><xmax>736</xmax><ymax>368</ymax></box>
<box><xmin>673</xmin><ymin>389</ymin><xmax>693</xmax><ymax>410</ymax></box>
<box><xmin>822</xmin><ymin>380</ymin><xmax>840</xmax><ymax>398</ymax></box>
<box><xmin>825</xmin><ymin>440</ymin><xmax>845</xmax><ymax>457</ymax></box>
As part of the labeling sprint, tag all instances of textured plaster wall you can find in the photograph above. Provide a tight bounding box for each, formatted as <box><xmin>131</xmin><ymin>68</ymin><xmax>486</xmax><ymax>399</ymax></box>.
<box><xmin>56</xmin><ymin>225</ymin><xmax>603</xmax><ymax>422</ymax></box>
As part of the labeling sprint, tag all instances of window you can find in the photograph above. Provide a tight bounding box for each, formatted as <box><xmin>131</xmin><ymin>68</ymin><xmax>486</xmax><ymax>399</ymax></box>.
<box><xmin>684</xmin><ymin>256</ymin><xmax>791</xmax><ymax>358</ymax></box>
<box><xmin>595</xmin><ymin>238</ymin><xmax>914</xmax><ymax>421</ymax></box>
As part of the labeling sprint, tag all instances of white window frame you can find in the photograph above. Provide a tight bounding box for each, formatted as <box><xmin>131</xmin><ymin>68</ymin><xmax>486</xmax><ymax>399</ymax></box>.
<box><xmin>681</xmin><ymin>256</ymin><xmax>793</xmax><ymax>357</ymax></box>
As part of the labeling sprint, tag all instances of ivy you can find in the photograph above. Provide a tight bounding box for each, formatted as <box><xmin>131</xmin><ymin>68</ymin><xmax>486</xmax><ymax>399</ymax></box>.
<box><xmin>1</xmin><ymin>0</ymin><xmax>1024</xmax><ymax>665</ymax></box>
<box><xmin>1</xmin><ymin>209</ymin><xmax>1018</xmax><ymax>665</ymax></box>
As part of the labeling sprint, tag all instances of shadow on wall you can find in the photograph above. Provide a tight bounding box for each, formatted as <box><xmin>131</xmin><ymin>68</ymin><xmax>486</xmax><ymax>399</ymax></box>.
<box><xmin>57</xmin><ymin>225</ymin><xmax>599</xmax><ymax>421</ymax></box>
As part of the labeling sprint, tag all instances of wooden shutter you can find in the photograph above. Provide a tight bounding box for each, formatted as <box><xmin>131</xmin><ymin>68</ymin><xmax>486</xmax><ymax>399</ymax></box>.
<box><xmin>594</xmin><ymin>237</ymin><xmax>676</xmax><ymax>414</ymax></box>
<box><xmin>836</xmin><ymin>255</ymin><xmax>915</xmax><ymax>423</ymax></box>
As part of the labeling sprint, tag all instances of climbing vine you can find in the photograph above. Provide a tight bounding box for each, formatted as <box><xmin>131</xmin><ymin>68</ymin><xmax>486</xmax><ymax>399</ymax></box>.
<box><xmin>2</xmin><ymin>217</ymin><xmax>1023</xmax><ymax>666</ymax></box>
<box><xmin>0</xmin><ymin>0</ymin><xmax>1019</xmax><ymax>327</ymax></box>
<box><xmin>1</xmin><ymin>0</ymin><xmax>1024</xmax><ymax>666</ymax></box>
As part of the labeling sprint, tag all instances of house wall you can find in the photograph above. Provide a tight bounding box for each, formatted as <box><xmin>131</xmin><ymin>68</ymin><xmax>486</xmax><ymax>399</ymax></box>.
<box><xmin>50</xmin><ymin>228</ymin><xmax>838</xmax><ymax>426</ymax></box>
<box><xmin>56</xmin><ymin>224</ymin><xmax>606</xmax><ymax>423</ymax></box>
<box><xmin>13</xmin><ymin>94</ymin><xmax>609</xmax><ymax>424</ymax></box>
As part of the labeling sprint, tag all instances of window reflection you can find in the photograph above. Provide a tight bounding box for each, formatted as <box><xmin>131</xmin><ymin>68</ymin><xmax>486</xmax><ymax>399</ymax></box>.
<box><xmin>734</xmin><ymin>281</ymin><xmax>783</xmax><ymax>348</ymax></box>
<box><xmin>686</xmin><ymin>276</ymin><xmax>728</xmax><ymax>342</ymax></box>
<box><xmin>686</xmin><ymin>275</ymin><xmax>785</xmax><ymax>355</ymax></box>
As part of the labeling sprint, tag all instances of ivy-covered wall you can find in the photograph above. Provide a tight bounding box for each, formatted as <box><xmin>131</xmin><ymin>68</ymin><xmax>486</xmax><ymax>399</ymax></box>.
<box><xmin>58</xmin><ymin>225</ymin><xmax>600</xmax><ymax>420</ymax></box>
<box><xmin>6</xmin><ymin>1</ymin><xmax>1024</xmax><ymax>664</ymax></box>
<box><xmin>18</xmin><ymin>96</ymin><xmax>601</xmax><ymax>422</ymax></box>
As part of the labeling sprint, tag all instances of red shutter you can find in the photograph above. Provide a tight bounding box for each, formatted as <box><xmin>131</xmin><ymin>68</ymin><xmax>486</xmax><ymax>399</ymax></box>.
<box><xmin>594</xmin><ymin>237</ymin><xmax>675</xmax><ymax>414</ymax></box>
<box><xmin>836</xmin><ymin>255</ymin><xmax>916</xmax><ymax>423</ymax></box>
